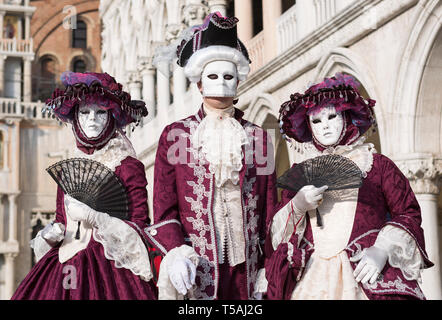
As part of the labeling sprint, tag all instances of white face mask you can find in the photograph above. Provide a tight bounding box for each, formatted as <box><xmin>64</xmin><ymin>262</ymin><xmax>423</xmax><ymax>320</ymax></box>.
<box><xmin>201</xmin><ymin>60</ymin><xmax>238</xmax><ymax>97</ymax></box>
<box><xmin>78</xmin><ymin>104</ymin><xmax>109</xmax><ymax>138</ymax></box>
<box><xmin>309</xmin><ymin>105</ymin><xmax>344</xmax><ymax>146</ymax></box>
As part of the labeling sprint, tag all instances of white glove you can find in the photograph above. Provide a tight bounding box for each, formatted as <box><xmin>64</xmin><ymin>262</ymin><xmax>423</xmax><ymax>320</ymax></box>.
<box><xmin>350</xmin><ymin>246</ymin><xmax>389</xmax><ymax>284</ymax></box>
<box><xmin>64</xmin><ymin>194</ymin><xmax>109</xmax><ymax>228</ymax></box>
<box><xmin>41</xmin><ymin>222</ymin><xmax>65</xmax><ymax>246</ymax></box>
<box><xmin>167</xmin><ymin>256</ymin><xmax>196</xmax><ymax>296</ymax></box>
<box><xmin>291</xmin><ymin>185</ymin><xmax>328</xmax><ymax>213</ymax></box>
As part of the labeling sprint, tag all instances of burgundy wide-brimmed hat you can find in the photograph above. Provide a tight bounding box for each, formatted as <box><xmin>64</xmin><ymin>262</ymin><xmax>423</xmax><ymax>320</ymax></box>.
<box><xmin>44</xmin><ymin>71</ymin><xmax>148</xmax><ymax>128</ymax></box>
<box><xmin>279</xmin><ymin>73</ymin><xmax>376</xmax><ymax>145</ymax></box>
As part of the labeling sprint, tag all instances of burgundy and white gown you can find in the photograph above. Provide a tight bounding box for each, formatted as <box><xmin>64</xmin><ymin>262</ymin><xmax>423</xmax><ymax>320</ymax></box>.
<box><xmin>265</xmin><ymin>138</ymin><xmax>433</xmax><ymax>300</ymax></box>
<box><xmin>12</xmin><ymin>132</ymin><xmax>158</xmax><ymax>300</ymax></box>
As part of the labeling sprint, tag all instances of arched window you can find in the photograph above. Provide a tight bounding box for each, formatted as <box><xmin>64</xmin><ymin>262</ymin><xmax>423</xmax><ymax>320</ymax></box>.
<box><xmin>73</xmin><ymin>58</ymin><xmax>87</xmax><ymax>73</ymax></box>
<box><xmin>34</xmin><ymin>55</ymin><xmax>58</xmax><ymax>101</ymax></box>
<box><xmin>72</xmin><ymin>19</ymin><xmax>87</xmax><ymax>48</ymax></box>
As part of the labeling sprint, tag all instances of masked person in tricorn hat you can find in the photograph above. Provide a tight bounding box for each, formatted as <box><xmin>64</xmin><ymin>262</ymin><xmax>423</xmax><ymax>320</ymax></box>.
<box><xmin>12</xmin><ymin>72</ymin><xmax>158</xmax><ymax>300</ymax></box>
<box><xmin>264</xmin><ymin>73</ymin><xmax>433</xmax><ymax>300</ymax></box>
<box><xmin>146</xmin><ymin>12</ymin><xmax>277</xmax><ymax>300</ymax></box>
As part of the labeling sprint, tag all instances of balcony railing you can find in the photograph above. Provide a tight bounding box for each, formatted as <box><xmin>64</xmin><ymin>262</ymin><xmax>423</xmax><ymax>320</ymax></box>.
<box><xmin>277</xmin><ymin>3</ymin><xmax>298</xmax><ymax>54</ymax></box>
<box><xmin>0</xmin><ymin>98</ymin><xmax>50</xmax><ymax>120</ymax></box>
<box><xmin>0</xmin><ymin>38</ymin><xmax>33</xmax><ymax>55</ymax></box>
<box><xmin>245</xmin><ymin>30</ymin><xmax>265</xmax><ymax>74</ymax></box>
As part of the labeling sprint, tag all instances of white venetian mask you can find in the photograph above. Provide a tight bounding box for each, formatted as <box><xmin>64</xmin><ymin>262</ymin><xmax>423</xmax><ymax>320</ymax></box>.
<box><xmin>201</xmin><ymin>60</ymin><xmax>238</xmax><ymax>97</ymax></box>
<box><xmin>309</xmin><ymin>105</ymin><xmax>344</xmax><ymax>147</ymax></box>
<box><xmin>78</xmin><ymin>103</ymin><xmax>109</xmax><ymax>139</ymax></box>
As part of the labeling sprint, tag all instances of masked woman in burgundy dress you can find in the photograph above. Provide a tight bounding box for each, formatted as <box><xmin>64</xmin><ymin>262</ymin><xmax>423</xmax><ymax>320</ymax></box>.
<box><xmin>12</xmin><ymin>72</ymin><xmax>157</xmax><ymax>300</ymax></box>
<box><xmin>265</xmin><ymin>73</ymin><xmax>433</xmax><ymax>300</ymax></box>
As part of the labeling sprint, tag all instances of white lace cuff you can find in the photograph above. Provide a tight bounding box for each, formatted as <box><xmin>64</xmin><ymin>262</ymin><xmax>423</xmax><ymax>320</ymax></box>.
<box><xmin>157</xmin><ymin>244</ymin><xmax>199</xmax><ymax>300</ymax></box>
<box><xmin>253</xmin><ymin>268</ymin><xmax>268</xmax><ymax>299</ymax></box>
<box><xmin>92</xmin><ymin>216</ymin><xmax>153</xmax><ymax>282</ymax></box>
<box><xmin>30</xmin><ymin>231</ymin><xmax>53</xmax><ymax>262</ymax></box>
<box><xmin>374</xmin><ymin>225</ymin><xmax>424</xmax><ymax>281</ymax></box>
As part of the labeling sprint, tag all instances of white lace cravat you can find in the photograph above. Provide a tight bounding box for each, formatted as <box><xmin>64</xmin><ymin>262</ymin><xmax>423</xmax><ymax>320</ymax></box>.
<box><xmin>191</xmin><ymin>104</ymin><xmax>248</xmax><ymax>187</ymax></box>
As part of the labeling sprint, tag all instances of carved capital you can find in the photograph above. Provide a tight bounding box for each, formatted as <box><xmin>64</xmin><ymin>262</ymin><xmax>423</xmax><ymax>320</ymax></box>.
<box><xmin>4</xmin><ymin>251</ymin><xmax>18</xmax><ymax>260</ymax></box>
<box><xmin>165</xmin><ymin>23</ymin><xmax>186</xmax><ymax>43</ymax></box>
<box><xmin>183</xmin><ymin>0</ymin><xmax>209</xmax><ymax>26</ymax></box>
<box><xmin>127</xmin><ymin>71</ymin><xmax>142</xmax><ymax>84</ymax></box>
<box><xmin>395</xmin><ymin>155</ymin><xmax>442</xmax><ymax>195</ymax></box>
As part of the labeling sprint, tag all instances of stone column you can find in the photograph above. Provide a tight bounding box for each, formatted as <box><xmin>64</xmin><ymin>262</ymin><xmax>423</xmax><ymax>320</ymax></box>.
<box><xmin>295</xmin><ymin>0</ymin><xmax>317</xmax><ymax>39</ymax></box>
<box><xmin>8</xmin><ymin>194</ymin><xmax>17</xmax><ymax>242</ymax></box>
<box><xmin>140</xmin><ymin>59</ymin><xmax>156</xmax><ymax>122</ymax></box>
<box><xmin>156</xmin><ymin>60</ymin><xmax>171</xmax><ymax>125</ymax></box>
<box><xmin>262</xmin><ymin>0</ymin><xmax>282</xmax><ymax>63</ymax></box>
<box><xmin>0</xmin><ymin>55</ymin><xmax>5</xmax><ymax>96</ymax></box>
<box><xmin>24</xmin><ymin>12</ymin><xmax>31</xmax><ymax>40</ymax></box>
<box><xmin>0</xmin><ymin>10</ymin><xmax>4</xmax><ymax>41</ymax></box>
<box><xmin>4</xmin><ymin>252</ymin><xmax>18</xmax><ymax>299</ymax></box>
<box><xmin>23</xmin><ymin>56</ymin><xmax>32</xmax><ymax>102</ymax></box>
<box><xmin>207</xmin><ymin>0</ymin><xmax>229</xmax><ymax>16</ymax></box>
<box><xmin>127</xmin><ymin>72</ymin><xmax>142</xmax><ymax>100</ymax></box>
<box><xmin>396</xmin><ymin>156</ymin><xmax>442</xmax><ymax>300</ymax></box>
<box><xmin>172</xmin><ymin>63</ymin><xmax>187</xmax><ymax>105</ymax></box>
<box><xmin>234</xmin><ymin>0</ymin><xmax>253</xmax><ymax>41</ymax></box>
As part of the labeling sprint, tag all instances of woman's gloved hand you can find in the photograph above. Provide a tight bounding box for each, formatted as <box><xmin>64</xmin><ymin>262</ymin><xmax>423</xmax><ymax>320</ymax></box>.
<box><xmin>291</xmin><ymin>185</ymin><xmax>328</xmax><ymax>213</ymax></box>
<box><xmin>350</xmin><ymin>246</ymin><xmax>389</xmax><ymax>284</ymax></box>
<box><xmin>41</xmin><ymin>222</ymin><xmax>65</xmax><ymax>246</ymax></box>
<box><xmin>64</xmin><ymin>194</ymin><xmax>109</xmax><ymax>228</ymax></box>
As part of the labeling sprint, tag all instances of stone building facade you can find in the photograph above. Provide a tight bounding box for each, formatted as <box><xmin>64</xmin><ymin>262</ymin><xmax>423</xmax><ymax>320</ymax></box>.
<box><xmin>100</xmin><ymin>0</ymin><xmax>442</xmax><ymax>299</ymax></box>
<box><xmin>0</xmin><ymin>0</ymin><xmax>100</xmax><ymax>299</ymax></box>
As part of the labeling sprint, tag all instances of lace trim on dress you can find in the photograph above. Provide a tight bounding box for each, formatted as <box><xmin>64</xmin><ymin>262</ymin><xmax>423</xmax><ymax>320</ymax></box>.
<box><xmin>93</xmin><ymin>215</ymin><xmax>153</xmax><ymax>282</ymax></box>
<box><xmin>73</xmin><ymin>129</ymin><xmax>137</xmax><ymax>171</ymax></box>
<box><xmin>374</xmin><ymin>225</ymin><xmax>425</xmax><ymax>282</ymax></box>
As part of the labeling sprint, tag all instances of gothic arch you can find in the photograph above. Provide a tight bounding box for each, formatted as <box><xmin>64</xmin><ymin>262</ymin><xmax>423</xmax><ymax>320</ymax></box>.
<box><xmin>393</xmin><ymin>0</ymin><xmax>442</xmax><ymax>154</ymax></box>
<box><xmin>247</xmin><ymin>93</ymin><xmax>291</xmax><ymax>191</ymax></box>
<box><xmin>247</xmin><ymin>93</ymin><xmax>279</xmax><ymax>126</ymax></box>
<box><xmin>314</xmin><ymin>47</ymin><xmax>383</xmax><ymax>153</ymax></box>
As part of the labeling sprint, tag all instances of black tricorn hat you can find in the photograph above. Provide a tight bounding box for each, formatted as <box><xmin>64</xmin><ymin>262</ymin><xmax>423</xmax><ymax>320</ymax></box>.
<box><xmin>176</xmin><ymin>12</ymin><xmax>251</xmax><ymax>83</ymax></box>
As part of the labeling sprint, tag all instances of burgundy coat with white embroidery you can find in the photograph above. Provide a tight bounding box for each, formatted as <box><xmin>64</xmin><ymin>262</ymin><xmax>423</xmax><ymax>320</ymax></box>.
<box><xmin>146</xmin><ymin>106</ymin><xmax>277</xmax><ymax>300</ymax></box>
<box><xmin>265</xmin><ymin>153</ymin><xmax>434</xmax><ymax>300</ymax></box>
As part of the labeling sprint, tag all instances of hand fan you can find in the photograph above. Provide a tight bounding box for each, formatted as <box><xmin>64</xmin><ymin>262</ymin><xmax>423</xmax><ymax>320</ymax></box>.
<box><xmin>276</xmin><ymin>154</ymin><xmax>363</xmax><ymax>227</ymax></box>
<box><xmin>46</xmin><ymin>158</ymin><xmax>129</xmax><ymax>238</ymax></box>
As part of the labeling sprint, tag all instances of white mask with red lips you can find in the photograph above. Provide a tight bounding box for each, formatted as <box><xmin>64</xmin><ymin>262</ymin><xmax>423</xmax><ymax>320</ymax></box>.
<box><xmin>308</xmin><ymin>105</ymin><xmax>345</xmax><ymax>147</ymax></box>
<box><xmin>201</xmin><ymin>60</ymin><xmax>238</xmax><ymax>97</ymax></box>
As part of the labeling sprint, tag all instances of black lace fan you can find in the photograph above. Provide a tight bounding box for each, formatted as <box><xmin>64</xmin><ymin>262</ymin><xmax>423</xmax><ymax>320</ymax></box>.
<box><xmin>277</xmin><ymin>154</ymin><xmax>363</xmax><ymax>192</ymax></box>
<box><xmin>46</xmin><ymin>158</ymin><xmax>129</xmax><ymax>238</ymax></box>
<box><xmin>277</xmin><ymin>154</ymin><xmax>363</xmax><ymax>227</ymax></box>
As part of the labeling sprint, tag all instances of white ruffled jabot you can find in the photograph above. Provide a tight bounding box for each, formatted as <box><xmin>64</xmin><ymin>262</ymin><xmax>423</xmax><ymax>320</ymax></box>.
<box><xmin>191</xmin><ymin>104</ymin><xmax>248</xmax><ymax>187</ymax></box>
